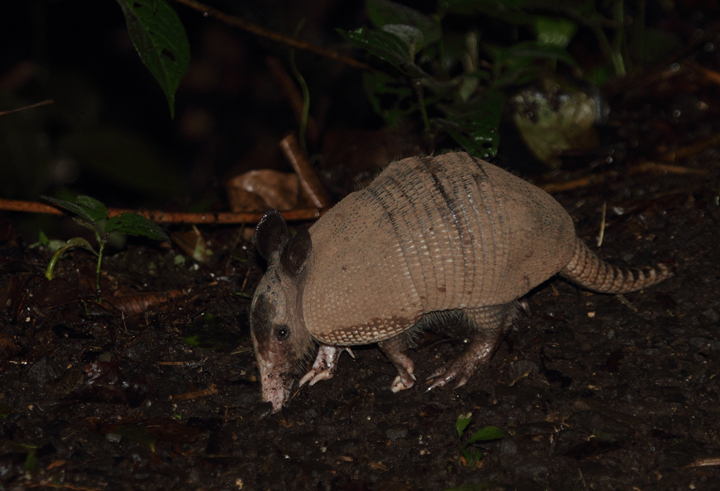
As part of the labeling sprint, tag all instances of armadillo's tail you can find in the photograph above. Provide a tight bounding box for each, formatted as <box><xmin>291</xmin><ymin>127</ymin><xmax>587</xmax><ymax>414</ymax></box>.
<box><xmin>560</xmin><ymin>236</ymin><xmax>672</xmax><ymax>294</ymax></box>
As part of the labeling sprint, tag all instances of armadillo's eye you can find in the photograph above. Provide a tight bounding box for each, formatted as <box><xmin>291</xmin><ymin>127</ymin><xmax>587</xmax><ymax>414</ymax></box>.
<box><xmin>276</xmin><ymin>325</ymin><xmax>290</xmax><ymax>341</ymax></box>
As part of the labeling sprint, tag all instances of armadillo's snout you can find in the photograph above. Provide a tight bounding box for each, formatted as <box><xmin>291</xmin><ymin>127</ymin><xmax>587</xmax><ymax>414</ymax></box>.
<box><xmin>261</xmin><ymin>377</ymin><xmax>293</xmax><ymax>413</ymax></box>
<box><xmin>257</xmin><ymin>359</ymin><xmax>294</xmax><ymax>413</ymax></box>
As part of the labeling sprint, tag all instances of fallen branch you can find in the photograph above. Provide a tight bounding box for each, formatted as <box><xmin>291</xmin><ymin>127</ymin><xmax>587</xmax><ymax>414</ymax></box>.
<box><xmin>172</xmin><ymin>0</ymin><xmax>373</xmax><ymax>71</ymax></box>
<box><xmin>539</xmin><ymin>161</ymin><xmax>711</xmax><ymax>194</ymax></box>
<box><xmin>0</xmin><ymin>198</ymin><xmax>323</xmax><ymax>224</ymax></box>
<box><xmin>0</xmin><ymin>99</ymin><xmax>53</xmax><ymax>117</ymax></box>
<box><xmin>659</xmin><ymin>132</ymin><xmax>720</xmax><ymax>162</ymax></box>
<box><xmin>280</xmin><ymin>133</ymin><xmax>333</xmax><ymax>208</ymax></box>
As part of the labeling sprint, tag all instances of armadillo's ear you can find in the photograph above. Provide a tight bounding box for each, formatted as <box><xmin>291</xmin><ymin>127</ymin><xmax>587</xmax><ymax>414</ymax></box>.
<box><xmin>254</xmin><ymin>209</ymin><xmax>288</xmax><ymax>263</ymax></box>
<box><xmin>281</xmin><ymin>227</ymin><xmax>312</xmax><ymax>276</ymax></box>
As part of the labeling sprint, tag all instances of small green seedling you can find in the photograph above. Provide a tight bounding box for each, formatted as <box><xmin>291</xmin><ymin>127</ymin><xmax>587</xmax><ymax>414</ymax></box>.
<box><xmin>0</xmin><ymin>438</ymin><xmax>39</xmax><ymax>473</ymax></box>
<box><xmin>456</xmin><ymin>412</ymin><xmax>505</xmax><ymax>467</ymax></box>
<box><xmin>41</xmin><ymin>195</ymin><xmax>169</xmax><ymax>294</ymax></box>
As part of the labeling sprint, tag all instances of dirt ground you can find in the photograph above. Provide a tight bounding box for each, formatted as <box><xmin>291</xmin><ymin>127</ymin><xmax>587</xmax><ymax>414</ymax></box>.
<box><xmin>1</xmin><ymin>144</ymin><xmax>719</xmax><ymax>491</ymax></box>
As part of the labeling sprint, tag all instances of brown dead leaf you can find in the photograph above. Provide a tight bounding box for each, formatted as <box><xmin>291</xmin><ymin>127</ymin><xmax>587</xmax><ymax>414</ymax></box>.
<box><xmin>226</xmin><ymin>169</ymin><xmax>313</xmax><ymax>211</ymax></box>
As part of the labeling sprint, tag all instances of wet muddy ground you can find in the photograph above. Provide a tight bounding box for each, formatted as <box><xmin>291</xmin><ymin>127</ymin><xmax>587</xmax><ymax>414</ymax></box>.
<box><xmin>1</xmin><ymin>152</ymin><xmax>719</xmax><ymax>490</ymax></box>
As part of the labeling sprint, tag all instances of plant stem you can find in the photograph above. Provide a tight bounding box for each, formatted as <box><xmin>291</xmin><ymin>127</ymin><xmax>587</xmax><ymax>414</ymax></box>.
<box><xmin>412</xmin><ymin>78</ymin><xmax>433</xmax><ymax>148</ymax></box>
<box><xmin>96</xmin><ymin>241</ymin><xmax>105</xmax><ymax>296</ymax></box>
<box><xmin>634</xmin><ymin>0</ymin><xmax>646</xmax><ymax>69</ymax></box>
<box><xmin>612</xmin><ymin>0</ymin><xmax>626</xmax><ymax>77</ymax></box>
<box><xmin>592</xmin><ymin>24</ymin><xmax>624</xmax><ymax>78</ymax></box>
<box><xmin>290</xmin><ymin>20</ymin><xmax>310</xmax><ymax>156</ymax></box>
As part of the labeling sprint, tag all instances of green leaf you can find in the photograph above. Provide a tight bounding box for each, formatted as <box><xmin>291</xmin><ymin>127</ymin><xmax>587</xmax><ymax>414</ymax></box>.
<box><xmin>105</xmin><ymin>213</ymin><xmax>169</xmax><ymax>241</ymax></box>
<box><xmin>439</xmin><ymin>0</ymin><xmax>532</xmax><ymax>24</ymax></box>
<box><xmin>0</xmin><ymin>404</ymin><xmax>13</xmax><ymax>419</ymax></box>
<box><xmin>456</xmin><ymin>414</ymin><xmax>472</xmax><ymax>438</ymax></box>
<box><xmin>337</xmin><ymin>27</ymin><xmax>427</xmax><ymax>77</ymax></box>
<box><xmin>441</xmin><ymin>0</ymin><xmax>589</xmax><ymax>16</ymax></box>
<box><xmin>468</xmin><ymin>425</ymin><xmax>505</xmax><ymax>444</ymax></box>
<box><xmin>382</xmin><ymin>24</ymin><xmax>425</xmax><ymax>59</ymax></box>
<box><xmin>484</xmin><ymin>41</ymin><xmax>577</xmax><ymax>87</ymax></box>
<box><xmin>76</xmin><ymin>195</ymin><xmax>109</xmax><ymax>222</ymax></box>
<box><xmin>637</xmin><ymin>27</ymin><xmax>682</xmax><ymax>64</ymax></box>
<box><xmin>116</xmin><ymin>0</ymin><xmax>190</xmax><ymax>118</ymax></box>
<box><xmin>72</xmin><ymin>217</ymin><xmax>102</xmax><ymax>235</ymax></box>
<box><xmin>461</xmin><ymin>448</ymin><xmax>473</xmax><ymax>464</ymax></box>
<box><xmin>363</xmin><ymin>71</ymin><xmax>415</xmax><ymax>129</ymax></box>
<box><xmin>0</xmin><ymin>438</ymin><xmax>39</xmax><ymax>473</ymax></box>
<box><xmin>42</xmin><ymin>195</ymin><xmax>108</xmax><ymax>224</ymax></box>
<box><xmin>586</xmin><ymin>64</ymin><xmax>613</xmax><ymax>87</ymax></box>
<box><xmin>533</xmin><ymin>16</ymin><xmax>577</xmax><ymax>49</ymax></box>
<box><xmin>457</xmin><ymin>74</ymin><xmax>480</xmax><ymax>102</ymax></box>
<box><xmin>112</xmin><ymin>424</ymin><xmax>158</xmax><ymax>452</ymax></box>
<box><xmin>367</xmin><ymin>0</ymin><xmax>441</xmax><ymax>45</ymax></box>
<box><xmin>492</xmin><ymin>41</ymin><xmax>577</xmax><ymax>68</ymax></box>
<box><xmin>435</xmin><ymin>89</ymin><xmax>504</xmax><ymax>159</ymax></box>
<box><xmin>24</xmin><ymin>448</ymin><xmax>37</xmax><ymax>473</ymax></box>
<box><xmin>65</xmin><ymin>237</ymin><xmax>98</xmax><ymax>254</ymax></box>
<box><xmin>46</xmin><ymin>237</ymin><xmax>99</xmax><ymax>281</ymax></box>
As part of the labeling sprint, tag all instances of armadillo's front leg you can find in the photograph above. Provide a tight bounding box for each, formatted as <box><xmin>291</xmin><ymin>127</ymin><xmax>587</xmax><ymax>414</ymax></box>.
<box><xmin>378</xmin><ymin>333</ymin><xmax>416</xmax><ymax>392</ymax></box>
<box><xmin>299</xmin><ymin>344</ymin><xmax>354</xmax><ymax>387</ymax></box>
<box><xmin>427</xmin><ymin>303</ymin><xmax>518</xmax><ymax>391</ymax></box>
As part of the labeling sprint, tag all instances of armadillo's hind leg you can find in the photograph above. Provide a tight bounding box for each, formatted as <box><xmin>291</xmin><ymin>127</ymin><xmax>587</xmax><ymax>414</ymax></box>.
<box><xmin>379</xmin><ymin>333</ymin><xmax>416</xmax><ymax>392</ymax></box>
<box><xmin>426</xmin><ymin>302</ymin><xmax>518</xmax><ymax>391</ymax></box>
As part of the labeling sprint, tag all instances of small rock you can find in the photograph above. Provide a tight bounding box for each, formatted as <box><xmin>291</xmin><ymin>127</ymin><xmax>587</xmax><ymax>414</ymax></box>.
<box><xmin>702</xmin><ymin>308</ymin><xmax>719</xmax><ymax>323</ymax></box>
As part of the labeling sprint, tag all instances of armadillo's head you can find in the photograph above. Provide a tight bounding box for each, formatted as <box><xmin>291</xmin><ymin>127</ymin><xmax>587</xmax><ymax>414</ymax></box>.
<box><xmin>250</xmin><ymin>209</ymin><xmax>313</xmax><ymax>413</ymax></box>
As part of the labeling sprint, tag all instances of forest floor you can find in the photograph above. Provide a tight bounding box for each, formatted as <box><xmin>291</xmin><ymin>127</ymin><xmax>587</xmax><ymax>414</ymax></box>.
<box><xmin>1</xmin><ymin>139</ymin><xmax>720</xmax><ymax>491</ymax></box>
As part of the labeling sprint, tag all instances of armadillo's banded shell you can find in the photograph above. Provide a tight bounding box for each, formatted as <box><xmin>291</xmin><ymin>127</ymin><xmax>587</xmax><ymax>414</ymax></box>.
<box><xmin>302</xmin><ymin>152</ymin><xmax>577</xmax><ymax>346</ymax></box>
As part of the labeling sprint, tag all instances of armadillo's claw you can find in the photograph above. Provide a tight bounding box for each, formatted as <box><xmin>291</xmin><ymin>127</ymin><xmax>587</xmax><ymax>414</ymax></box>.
<box><xmin>299</xmin><ymin>344</ymin><xmax>350</xmax><ymax>388</ymax></box>
<box><xmin>390</xmin><ymin>372</ymin><xmax>416</xmax><ymax>392</ymax></box>
<box><xmin>390</xmin><ymin>368</ymin><xmax>416</xmax><ymax>393</ymax></box>
<box><xmin>378</xmin><ymin>334</ymin><xmax>416</xmax><ymax>393</ymax></box>
<box><xmin>425</xmin><ymin>364</ymin><xmax>472</xmax><ymax>391</ymax></box>
<box><xmin>426</xmin><ymin>340</ymin><xmax>496</xmax><ymax>391</ymax></box>
<box><xmin>345</xmin><ymin>347</ymin><xmax>355</xmax><ymax>359</ymax></box>
<box><xmin>427</xmin><ymin>316</ymin><xmax>504</xmax><ymax>390</ymax></box>
<box><xmin>518</xmin><ymin>298</ymin><xmax>531</xmax><ymax>317</ymax></box>
<box><xmin>299</xmin><ymin>369</ymin><xmax>333</xmax><ymax>387</ymax></box>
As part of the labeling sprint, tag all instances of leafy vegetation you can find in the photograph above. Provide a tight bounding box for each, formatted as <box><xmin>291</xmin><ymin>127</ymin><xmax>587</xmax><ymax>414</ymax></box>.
<box><xmin>455</xmin><ymin>412</ymin><xmax>505</xmax><ymax>466</ymax></box>
<box><xmin>115</xmin><ymin>0</ymin><xmax>190</xmax><ymax>118</ymax></box>
<box><xmin>337</xmin><ymin>0</ymin><xmax>677</xmax><ymax>159</ymax></box>
<box><xmin>41</xmin><ymin>195</ymin><xmax>169</xmax><ymax>294</ymax></box>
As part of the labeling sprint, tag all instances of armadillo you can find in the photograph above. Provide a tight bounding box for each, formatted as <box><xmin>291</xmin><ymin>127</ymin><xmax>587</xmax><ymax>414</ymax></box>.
<box><xmin>250</xmin><ymin>152</ymin><xmax>670</xmax><ymax>412</ymax></box>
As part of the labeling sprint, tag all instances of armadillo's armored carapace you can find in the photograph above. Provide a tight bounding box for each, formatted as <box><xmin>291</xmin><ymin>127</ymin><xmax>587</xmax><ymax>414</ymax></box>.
<box><xmin>250</xmin><ymin>152</ymin><xmax>671</xmax><ymax>412</ymax></box>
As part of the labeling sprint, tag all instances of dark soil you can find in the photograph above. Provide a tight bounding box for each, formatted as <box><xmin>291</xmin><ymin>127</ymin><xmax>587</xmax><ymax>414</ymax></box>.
<box><xmin>1</xmin><ymin>156</ymin><xmax>719</xmax><ymax>491</ymax></box>
<box><xmin>3</xmin><ymin>3</ymin><xmax>720</xmax><ymax>489</ymax></box>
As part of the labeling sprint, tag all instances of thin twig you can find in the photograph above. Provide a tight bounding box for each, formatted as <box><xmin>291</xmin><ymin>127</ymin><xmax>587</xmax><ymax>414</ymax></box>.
<box><xmin>26</xmin><ymin>481</ymin><xmax>100</xmax><ymax>491</ymax></box>
<box><xmin>0</xmin><ymin>198</ymin><xmax>323</xmax><ymax>224</ymax></box>
<box><xmin>632</xmin><ymin>161</ymin><xmax>712</xmax><ymax>175</ymax></box>
<box><xmin>280</xmin><ymin>133</ymin><xmax>333</xmax><ymax>208</ymax></box>
<box><xmin>659</xmin><ymin>132</ymin><xmax>720</xmax><ymax>162</ymax></box>
<box><xmin>169</xmin><ymin>384</ymin><xmax>218</xmax><ymax>401</ymax></box>
<box><xmin>615</xmin><ymin>294</ymin><xmax>638</xmax><ymax>312</ymax></box>
<box><xmin>686</xmin><ymin>60</ymin><xmax>720</xmax><ymax>85</ymax></box>
<box><xmin>266</xmin><ymin>56</ymin><xmax>319</xmax><ymax>144</ymax></box>
<box><xmin>597</xmin><ymin>200</ymin><xmax>607</xmax><ymax>247</ymax></box>
<box><xmin>539</xmin><ymin>161</ymin><xmax>711</xmax><ymax>194</ymax></box>
<box><xmin>0</xmin><ymin>99</ymin><xmax>53</xmax><ymax>117</ymax></box>
<box><xmin>686</xmin><ymin>457</ymin><xmax>720</xmax><ymax>468</ymax></box>
<box><xmin>172</xmin><ymin>0</ymin><xmax>373</xmax><ymax>71</ymax></box>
